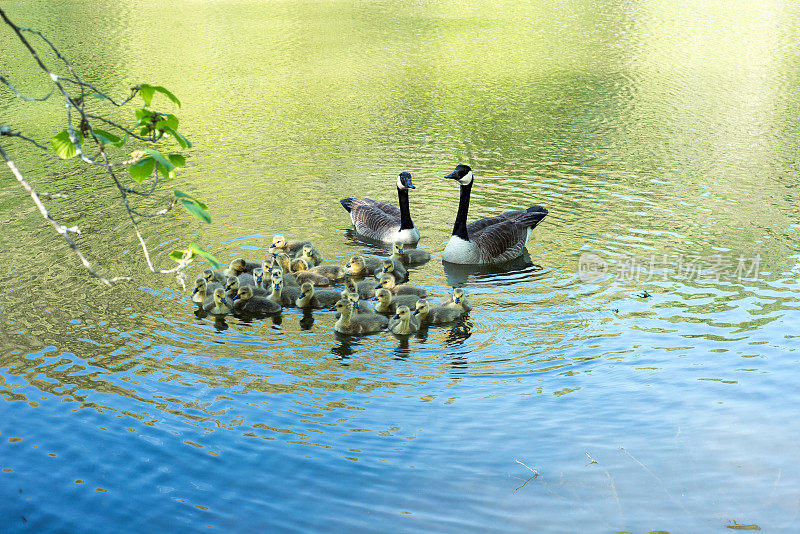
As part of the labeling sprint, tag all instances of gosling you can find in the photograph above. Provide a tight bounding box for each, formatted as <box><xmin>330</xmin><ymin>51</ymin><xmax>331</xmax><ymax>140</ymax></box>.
<box><xmin>203</xmin><ymin>287</ymin><xmax>232</xmax><ymax>315</ymax></box>
<box><xmin>344</xmin><ymin>277</ymin><xmax>376</xmax><ymax>300</ymax></box>
<box><xmin>268</xmin><ymin>278</ymin><xmax>301</xmax><ymax>307</ymax></box>
<box><xmin>388</xmin><ymin>305</ymin><xmax>419</xmax><ymax>335</ymax></box>
<box><xmin>309</xmin><ymin>263</ymin><xmax>348</xmax><ymax>282</ymax></box>
<box><xmin>391</xmin><ymin>242</ymin><xmax>431</xmax><ymax>266</ymax></box>
<box><xmin>192</xmin><ymin>277</ymin><xmax>220</xmax><ymax>306</ymax></box>
<box><xmin>268</xmin><ymin>234</ymin><xmax>320</xmax><ymax>259</ymax></box>
<box><xmin>440</xmin><ymin>287</ymin><xmax>473</xmax><ymax>313</ymax></box>
<box><xmin>380</xmin><ymin>258</ymin><xmax>406</xmax><ymax>283</ymax></box>
<box><xmin>295</xmin><ymin>282</ymin><xmax>342</xmax><ymax>309</ymax></box>
<box><xmin>223</xmin><ymin>258</ymin><xmax>257</xmax><ymax>284</ymax></box>
<box><xmin>375</xmin><ymin>273</ymin><xmax>427</xmax><ymax>297</ymax></box>
<box><xmin>374</xmin><ymin>288</ymin><xmax>420</xmax><ymax>314</ymax></box>
<box><xmin>298</xmin><ymin>244</ymin><xmax>323</xmax><ymax>266</ymax></box>
<box><xmin>334</xmin><ymin>298</ymin><xmax>388</xmax><ymax>335</ymax></box>
<box><xmin>203</xmin><ymin>268</ymin><xmax>227</xmax><ymax>285</ymax></box>
<box><xmin>233</xmin><ymin>285</ymin><xmax>281</xmax><ymax>315</ymax></box>
<box><xmin>345</xmin><ymin>255</ymin><xmax>382</xmax><ymax>277</ymax></box>
<box><xmin>414</xmin><ymin>300</ymin><xmax>463</xmax><ymax>325</ymax></box>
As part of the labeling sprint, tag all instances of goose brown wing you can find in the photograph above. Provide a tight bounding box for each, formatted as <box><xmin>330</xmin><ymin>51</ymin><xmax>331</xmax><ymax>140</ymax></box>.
<box><xmin>468</xmin><ymin>207</ymin><xmax>548</xmax><ymax>263</ymax></box>
<box><xmin>347</xmin><ymin>202</ymin><xmax>401</xmax><ymax>240</ymax></box>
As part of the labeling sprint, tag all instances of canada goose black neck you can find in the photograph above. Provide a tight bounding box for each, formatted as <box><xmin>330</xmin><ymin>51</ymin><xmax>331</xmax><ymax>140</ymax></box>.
<box><xmin>397</xmin><ymin>186</ymin><xmax>415</xmax><ymax>231</ymax></box>
<box><xmin>451</xmin><ymin>180</ymin><xmax>472</xmax><ymax>241</ymax></box>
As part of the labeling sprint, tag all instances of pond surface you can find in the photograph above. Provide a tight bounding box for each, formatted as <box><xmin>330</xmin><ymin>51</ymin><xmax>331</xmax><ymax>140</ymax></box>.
<box><xmin>2</xmin><ymin>1</ymin><xmax>800</xmax><ymax>531</ymax></box>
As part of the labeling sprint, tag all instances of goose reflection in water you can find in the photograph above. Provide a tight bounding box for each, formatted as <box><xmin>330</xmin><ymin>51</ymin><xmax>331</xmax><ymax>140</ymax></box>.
<box><xmin>442</xmin><ymin>249</ymin><xmax>540</xmax><ymax>287</ymax></box>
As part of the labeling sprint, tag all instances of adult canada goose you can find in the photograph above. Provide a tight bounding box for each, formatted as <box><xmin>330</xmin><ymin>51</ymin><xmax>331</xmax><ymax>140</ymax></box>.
<box><xmin>233</xmin><ymin>285</ymin><xmax>281</xmax><ymax>315</ymax></box>
<box><xmin>440</xmin><ymin>287</ymin><xmax>473</xmax><ymax>313</ymax></box>
<box><xmin>442</xmin><ymin>164</ymin><xmax>548</xmax><ymax>264</ymax></box>
<box><xmin>191</xmin><ymin>277</ymin><xmax>220</xmax><ymax>306</ymax></box>
<box><xmin>339</xmin><ymin>171</ymin><xmax>420</xmax><ymax>245</ymax></box>
<box><xmin>380</xmin><ymin>258</ymin><xmax>406</xmax><ymax>283</ymax></box>
<box><xmin>269</xmin><ymin>235</ymin><xmax>318</xmax><ymax>259</ymax></box>
<box><xmin>391</xmin><ymin>242</ymin><xmax>431</xmax><ymax>266</ymax></box>
<box><xmin>388</xmin><ymin>305</ymin><xmax>420</xmax><ymax>335</ymax></box>
<box><xmin>203</xmin><ymin>288</ymin><xmax>232</xmax><ymax>314</ymax></box>
<box><xmin>375</xmin><ymin>273</ymin><xmax>427</xmax><ymax>297</ymax></box>
<box><xmin>345</xmin><ymin>255</ymin><xmax>382</xmax><ymax>278</ymax></box>
<box><xmin>413</xmin><ymin>300</ymin><xmax>463</xmax><ymax>325</ymax></box>
<box><xmin>374</xmin><ymin>288</ymin><xmax>421</xmax><ymax>314</ymax></box>
<box><xmin>268</xmin><ymin>278</ymin><xmax>302</xmax><ymax>307</ymax></box>
<box><xmin>334</xmin><ymin>298</ymin><xmax>389</xmax><ymax>335</ymax></box>
<box><xmin>295</xmin><ymin>282</ymin><xmax>342</xmax><ymax>309</ymax></box>
<box><xmin>345</xmin><ymin>277</ymin><xmax>377</xmax><ymax>300</ymax></box>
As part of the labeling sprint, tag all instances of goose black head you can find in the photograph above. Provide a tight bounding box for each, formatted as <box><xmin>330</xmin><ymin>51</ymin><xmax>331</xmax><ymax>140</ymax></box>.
<box><xmin>445</xmin><ymin>164</ymin><xmax>473</xmax><ymax>185</ymax></box>
<box><xmin>397</xmin><ymin>171</ymin><xmax>415</xmax><ymax>190</ymax></box>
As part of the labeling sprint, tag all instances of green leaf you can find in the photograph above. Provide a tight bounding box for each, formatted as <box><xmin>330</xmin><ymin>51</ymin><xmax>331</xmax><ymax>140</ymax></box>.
<box><xmin>135</xmin><ymin>108</ymin><xmax>152</xmax><ymax>121</ymax></box>
<box><xmin>153</xmin><ymin>86</ymin><xmax>181</xmax><ymax>108</ymax></box>
<box><xmin>129</xmin><ymin>156</ymin><xmax>155</xmax><ymax>182</ymax></box>
<box><xmin>168</xmin><ymin>154</ymin><xmax>186</xmax><ymax>168</ymax></box>
<box><xmin>162</xmin><ymin>114</ymin><xmax>179</xmax><ymax>130</ymax></box>
<box><xmin>93</xmin><ymin>128</ymin><xmax>123</xmax><ymax>147</ymax></box>
<box><xmin>162</xmin><ymin>126</ymin><xmax>190</xmax><ymax>149</ymax></box>
<box><xmin>181</xmin><ymin>199</ymin><xmax>211</xmax><ymax>223</ymax></box>
<box><xmin>139</xmin><ymin>126</ymin><xmax>150</xmax><ymax>136</ymax></box>
<box><xmin>143</xmin><ymin>148</ymin><xmax>175</xmax><ymax>178</ymax></box>
<box><xmin>51</xmin><ymin>130</ymin><xmax>83</xmax><ymax>159</ymax></box>
<box><xmin>139</xmin><ymin>84</ymin><xmax>155</xmax><ymax>106</ymax></box>
<box><xmin>189</xmin><ymin>242</ymin><xmax>222</xmax><ymax>269</ymax></box>
<box><xmin>169</xmin><ymin>249</ymin><xmax>191</xmax><ymax>262</ymax></box>
<box><xmin>174</xmin><ymin>189</ymin><xmax>207</xmax><ymax>210</ymax></box>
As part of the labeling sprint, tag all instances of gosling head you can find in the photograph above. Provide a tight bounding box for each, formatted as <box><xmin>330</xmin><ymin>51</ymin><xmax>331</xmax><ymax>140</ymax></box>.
<box><xmin>302</xmin><ymin>245</ymin><xmax>313</xmax><ymax>256</ymax></box>
<box><xmin>269</xmin><ymin>235</ymin><xmax>286</xmax><ymax>253</ymax></box>
<box><xmin>272</xmin><ymin>279</ymin><xmax>283</xmax><ymax>293</ymax></box>
<box><xmin>276</xmin><ymin>253</ymin><xmax>292</xmax><ymax>271</ymax></box>
<box><xmin>414</xmin><ymin>300</ymin><xmax>429</xmax><ymax>316</ymax></box>
<box><xmin>445</xmin><ymin>164</ymin><xmax>474</xmax><ymax>186</ymax></box>
<box><xmin>262</xmin><ymin>257</ymin><xmax>275</xmax><ymax>271</ymax></box>
<box><xmin>236</xmin><ymin>285</ymin><xmax>254</xmax><ymax>302</ymax></box>
<box><xmin>225</xmin><ymin>276</ymin><xmax>239</xmax><ymax>291</ymax></box>
<box><xmin>202</xmin><ymin>269</ymin><xmax>216</xmax><ymax>282</ymax></box>
<box><xmin>299</xmin><ymin>282</ymin><xmax>314</xmax><ymax>299</ymax></box>
<box><xmin>393</xmin><ymin>305</ymin><xmax>411</xmax><ymax>322</ymax></box>
<box><xmin>293</xmin><ymin>258</ymin><xmax>310</xmax><ymax>272</ymax></box>
<box><xmin>253</xmin><ymin>268</ymin><xmax>264</xmax><ymax>285</ymax></box>
<box><xmin>230</xmin><ymin>258</ymin><xmax>247</xmax><ymax>273</ymax></box>
<box><xmin>375</xmin><ymin>288</ymin><xmax>393</xmax><ymax>305</ymax></box>
<box><xmin>213</xmin><ymin>287</ymin><xmax>228</xmax><ymax>306</ymax></box>
<box><xmin>397</xmin><ymin>171</ymin><xmax>415</xmax><ymax>191</ymax></box>
<box><xmin>334</xmin><ymin>298</ymin><xmax>353</xmax><ymax>316</ymax></box>
<box><xmin>346</xmin><ymin>255</ymin><xmax>365</xmax><ymax>273</ymax></box>
<box><xmin>192</xmin><ymin>277</ymin><xmax>206</xmax><ymax>296</ymax></box>
<box><xmin>393</xmin><ymin>242</ymin><xmax>405</xmax><ymax>256</ymax></box>
<box><xmin>382</xmin><ymin>259</ymin><xmax>394</xmax><ymax>273</ymax></box>
<box><xmin>452</xmin><ymin>287</ymin><xmax>466</xmax><ymax>304</ymax></box>
<box><xmin>376</xmin><ymin>273</ymin><xmax>395</xmax><ymax>290</ymax></box>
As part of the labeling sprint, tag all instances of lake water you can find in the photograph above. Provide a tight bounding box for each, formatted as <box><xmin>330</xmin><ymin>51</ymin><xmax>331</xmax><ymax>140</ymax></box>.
<box><xmin>2</xmin><ymin>1</ymin><xmax>799</xmax><ymax>531</ymax></box>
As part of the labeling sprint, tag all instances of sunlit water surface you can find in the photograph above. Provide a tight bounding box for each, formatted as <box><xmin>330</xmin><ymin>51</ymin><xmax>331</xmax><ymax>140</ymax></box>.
<box><xmin>2</xmin><ymin>1</ymin><xmax>800</xmax><ymax>531</ymax></box>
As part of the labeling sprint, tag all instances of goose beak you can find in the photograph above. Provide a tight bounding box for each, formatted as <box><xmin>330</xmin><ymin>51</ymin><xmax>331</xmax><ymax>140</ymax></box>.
<box><xmin>454</xmin><ymin>297</ymin><xmax>461</xmax><ymax>303</ymax></box>
<box><xmin>346</xmin><ymin>263</ymin><xmax>351</xmax><ymax>268</ymax></box>
<box><xmin>353</xmin><ymin>302</ymin><xmax>359</xmax><ymax>309</ymax></box>
<box><xmin>232</xmin><ymin>295</ymin><xmax>240</xmax><ymax>301</ymax></box>
<box><xmin>225</xmin><ymin>284</ymin><xmax>232</xmax><ymax>291</ymax></box>
<box><xmin>329</xmin><ymin>306</ymin><xmax>337</xmax><ymax>311</ymax></box>
<box><xmin>221</xmin><ymin>297</ymin><xmax>230</xmax><ymax>306</ymax></box>
<box><xmin>299</xmin><ymin>293</ymin><xmax>306</xmax><ymax>299</ymax></box>
<box><xmin>191</xmin><ymin>287</ymin><xmax>199</xmax><ymax>296</ymax></box>
<box><xmin>382</xmin><ymin>267</ymin><xmax>389</xmax><ymax>273</ymax></box>
<box><xmin>374</xmin><ymin>283</ymin><xmax>382</xmax><ymax>289</ymax></box>
<box><xmin>445</xmin><ymin>169</ymin><xmax>459</xmax><ymax>179</ymax></box>
<box><xmin>393</xmin><ymin>313</ymin><xmax>400</xmax><ymax>320</ymax></box>
<box><xmin>412</xmin><ymin>309</ymin><xmax>419</xmax><ymax>315</ymax></box>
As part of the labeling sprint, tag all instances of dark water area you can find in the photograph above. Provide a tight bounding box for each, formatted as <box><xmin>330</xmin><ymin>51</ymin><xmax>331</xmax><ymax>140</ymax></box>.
<box><xmin>1</xmin><ymin>1</ymin><xmax>799</xmax><ymax>531</ymax></box>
